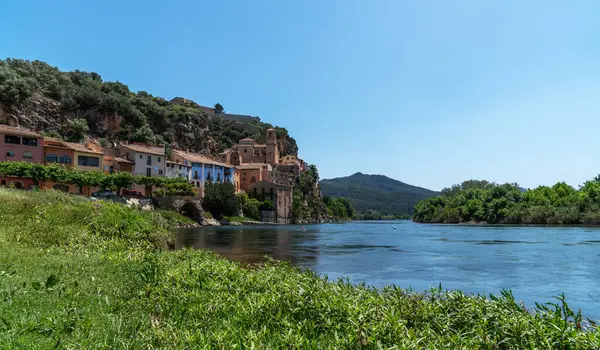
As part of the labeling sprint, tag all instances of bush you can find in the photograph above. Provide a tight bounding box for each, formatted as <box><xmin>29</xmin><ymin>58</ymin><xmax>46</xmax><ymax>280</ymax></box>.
<box><xmin>242</xmin><ymin>198</ymin><xmax>261</xmax><ymax>221</ymax></box>
<box><xmin>202</xmin><ymin>182</ymin><xmax>240</xmax><ymax>219</ymax></box>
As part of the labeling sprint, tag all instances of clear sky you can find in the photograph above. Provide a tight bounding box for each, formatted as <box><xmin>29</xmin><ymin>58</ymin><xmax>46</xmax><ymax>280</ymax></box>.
<box><xmin>2</xmin><ymin>0</ymin><xmax>599</xmax><ymax>190</ymax></box>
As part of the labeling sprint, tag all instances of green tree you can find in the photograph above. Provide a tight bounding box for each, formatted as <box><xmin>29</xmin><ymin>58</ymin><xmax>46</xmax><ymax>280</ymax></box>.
<box><xmin>64</xmin><ymin>118</ymin><xmax>90</xmax><ymax>142</ymax></box>
<box><xmin>214</xmin><ymin>103</ymin><xmax>224</xmax><ymax>114</ymax></box>
<box><xmin>202</xmin><ymin>182</ymin><xmax>240</xmax><ymax>219</ymax></box>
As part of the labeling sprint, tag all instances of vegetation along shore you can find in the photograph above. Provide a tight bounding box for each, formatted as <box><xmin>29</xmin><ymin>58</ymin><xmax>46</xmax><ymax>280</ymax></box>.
<box><xmin>413</xmin><ymin>178</ymin><xmax>600</xmax><ymax>225</ymax></box>
<box><xmin>0</xmin><ymin>188</ymin><xmax>598</xmax><ymax>348</ymax></box>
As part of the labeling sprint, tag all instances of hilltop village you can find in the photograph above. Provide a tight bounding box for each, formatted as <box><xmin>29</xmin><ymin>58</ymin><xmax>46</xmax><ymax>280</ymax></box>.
<box><xmin>0</xmin><ymin>118</ymin><xmax>309</xmax><ymax>223</ymax></box>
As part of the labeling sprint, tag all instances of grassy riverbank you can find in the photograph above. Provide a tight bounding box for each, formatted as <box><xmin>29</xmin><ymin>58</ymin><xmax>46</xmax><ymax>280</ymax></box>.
<box><xmin>0</xmin><ymin>190</ymin><xmax>598</xmax><ymax>348</ymax></box>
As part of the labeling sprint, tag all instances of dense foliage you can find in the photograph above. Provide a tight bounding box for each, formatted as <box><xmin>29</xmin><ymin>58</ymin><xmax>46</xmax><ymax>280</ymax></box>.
<box><xmin>358</xmin><ymin>209</ymin><xmax>411</xmax><ymax>221</ymax></box>
<box><xmin>0</xmin><ymin>58</ymin><xmax>298</xmax><ymax>156</ymax></box>
<box><xmin>201</xmin><ymin>182</ymin><xmax>241</xmax><ymax>219</ymax></box>
<box><xmin>413</xmin><ymin>178</ymin><xmax>600</xmax><ymax>224</ymax></box>
<box><xmin>0</xmin><ymin>161</ymin><xmax>193</xmax><ymax>196</ymax></box>
<box><xmin>320</xmin><ymin>172</ymin><xmax>439</xmax><ymax>217</ymax></box>
<box><xmin>239</xmin><ymin>192</ymin><xmax>274</xmax><ymax>221</ymax></box>
<box><xmin>0</xmin><ymin>189</ymin><xmax>598</xmax><ymax>348</ymax></box>
<box><xmin>291</xmin><ymin>164</ymin><xmax>350</xmax><ymax>223</ymax></box>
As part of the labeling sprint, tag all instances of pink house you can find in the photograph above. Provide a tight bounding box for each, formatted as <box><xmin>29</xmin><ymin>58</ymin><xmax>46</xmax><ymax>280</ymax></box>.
<box><xmin>0</xmin><ymin>125</ymin><xmax>44</xmax><ymax>163</ymax></box>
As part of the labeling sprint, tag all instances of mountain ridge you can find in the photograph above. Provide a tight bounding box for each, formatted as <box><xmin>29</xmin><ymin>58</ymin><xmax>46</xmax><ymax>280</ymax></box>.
<box><xmin>320</xmin><ymin>172</ymin><xmax>439</xmax><ymax>216</ymax></box>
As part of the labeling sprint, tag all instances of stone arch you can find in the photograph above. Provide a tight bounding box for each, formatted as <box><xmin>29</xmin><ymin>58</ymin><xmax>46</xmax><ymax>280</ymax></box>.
<box><xmin>172</xmin><ymin>199</ymin><xmax>204</xmax><ymax>223</ymax></box>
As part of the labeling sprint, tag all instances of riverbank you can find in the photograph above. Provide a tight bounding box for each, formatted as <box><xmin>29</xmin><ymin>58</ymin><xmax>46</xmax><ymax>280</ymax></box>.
<box><xmin>0</xmin><ymin>189</ymin><xmax>598</xmax><ymax>348</ymax></box>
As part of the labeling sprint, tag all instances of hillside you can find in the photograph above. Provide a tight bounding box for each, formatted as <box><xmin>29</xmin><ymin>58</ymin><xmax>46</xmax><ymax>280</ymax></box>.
<box><xmin>320</xmin><ymin>172</ymin><xmax>439</xmax><ymax>216</ymax></box>
<box><xmin>0</xmin><ymin>58</ymin><xmax>297</xmax><ymax>156</ymax></box>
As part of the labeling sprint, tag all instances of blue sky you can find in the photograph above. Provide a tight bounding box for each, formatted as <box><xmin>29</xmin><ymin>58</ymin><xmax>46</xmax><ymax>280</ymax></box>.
<box><xmin>2</xmin><ymin>0</ymin><xmax>600</xmax><ymax>190</ymax></box>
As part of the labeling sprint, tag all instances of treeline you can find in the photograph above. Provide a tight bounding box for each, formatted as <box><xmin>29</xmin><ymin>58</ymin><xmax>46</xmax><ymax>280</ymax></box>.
<box><xmin>0</xmin><ymin>161</ymin><xmax>193</xmax><ymax>196</ymax></box>
<box><xmin>413</xmin><ymin>178</ymin><xmax>600</xmax><ymax>225</ymax></box>
<box><xmin>0</xmin><ymin>58</ymin><xmax>297</xmax><ymax>156</ymax></box>
<box><xmin>359</xmin><ymin>210</ymin><xmax>411</xmax><ymax>221</ymax></box>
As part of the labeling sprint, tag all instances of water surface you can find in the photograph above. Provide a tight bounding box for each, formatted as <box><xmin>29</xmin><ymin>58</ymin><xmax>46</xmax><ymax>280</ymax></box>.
<box><xmin>176</xmin><ymin>221</ymin><xmax>600</xmax><ymax>320</ymax></box>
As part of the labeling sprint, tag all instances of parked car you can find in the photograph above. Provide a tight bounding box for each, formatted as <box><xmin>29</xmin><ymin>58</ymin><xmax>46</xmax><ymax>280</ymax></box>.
<box><xmin>91</xmin><ymin>189</ymin><xmax>114</xmax><ymax>198</ymax></box>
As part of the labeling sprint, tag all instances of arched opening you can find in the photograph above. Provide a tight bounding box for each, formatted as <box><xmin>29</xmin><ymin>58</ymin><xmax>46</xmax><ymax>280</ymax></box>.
<box><xmin>12</xmin><ymin>181</ymin><xmax>23</xmax><ymax>189</ymax></box>
<box><xmin>179</xmin><ymin>202</ymin><xmax>202</xmax><ymax>222</ymax></box>
<box><xmin>46</xmin><ymin>154</ymin><xmax>58</xmax><ymax>163</ymax></box>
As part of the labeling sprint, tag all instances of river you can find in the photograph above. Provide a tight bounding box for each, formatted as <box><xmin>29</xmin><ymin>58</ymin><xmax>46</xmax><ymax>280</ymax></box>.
<box><xmin>175</xmin><ymin>220</ymin><xmax>600</xmax><ymax>320</ymax></box>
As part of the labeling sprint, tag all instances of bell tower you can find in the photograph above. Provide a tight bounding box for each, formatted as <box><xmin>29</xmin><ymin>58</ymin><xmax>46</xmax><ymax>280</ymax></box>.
<box><xmin>266</xmin><ymin>128</ymin><xmax>279</xmax><ymax>165</ymax></box>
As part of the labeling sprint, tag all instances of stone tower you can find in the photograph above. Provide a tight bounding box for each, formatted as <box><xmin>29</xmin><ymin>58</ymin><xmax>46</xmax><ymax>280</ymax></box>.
<box><xmin>266</xmin><ymin>128</ymin><xmax>279</xmax><ymax>165</ymax></box>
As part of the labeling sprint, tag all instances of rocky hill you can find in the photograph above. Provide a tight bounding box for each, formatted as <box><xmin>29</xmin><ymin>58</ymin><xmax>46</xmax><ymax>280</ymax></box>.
<box><xmin>320</xmin><ymin>172</ymin><xmax>439</xmax><ymax>216</ymax></box>
<box><xmin>0</xmin><ymin>58</ymin><xmax>297</xmax><ymax>156</ymax></box>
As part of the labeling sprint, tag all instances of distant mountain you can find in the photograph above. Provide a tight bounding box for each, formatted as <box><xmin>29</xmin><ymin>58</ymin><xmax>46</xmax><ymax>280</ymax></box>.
<box><xmin>320</xmin><ymin>173</ymin><xmax>439</xmax><ymax>215</ymax></box>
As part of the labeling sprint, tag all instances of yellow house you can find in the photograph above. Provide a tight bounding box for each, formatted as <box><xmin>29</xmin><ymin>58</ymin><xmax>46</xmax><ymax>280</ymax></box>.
<box><xmin>61</xmin><ymin>142</ymin><xmax>105</xmax><ymax>172</ymax></box>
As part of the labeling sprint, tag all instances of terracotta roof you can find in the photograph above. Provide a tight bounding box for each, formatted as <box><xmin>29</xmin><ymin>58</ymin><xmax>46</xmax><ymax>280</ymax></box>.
<box><xmin>239</xmin><ymin>137</ymin><xmax>255</xmax><ymax>143</ymax></box>
<box><xmin>235</xmin><ymin>163</ymin><xmax>272</xmax><ymax>170</ymax></box>
<box><xmin>172</xmin><ymin>150</ymin><xmax>229</xmax><ymax>167</ymax></box>
<box><xmin>106</xmin><ymin>155</ymin><xmax>136</xmax><ymax>165</ymax></box>
<box><xmin>120</xmin><ymin>143</ymin><xmax>165</xmax><ymax>156</ymax></box>
<box><xmin>61</xmin><ymin>141</ymin><xmax>104</xmax><ymax>155</ymax></box>
<box><xmin>0</xmin><ymin>125</ymin><xmax>42</xmax><ymax>138</ymax></box>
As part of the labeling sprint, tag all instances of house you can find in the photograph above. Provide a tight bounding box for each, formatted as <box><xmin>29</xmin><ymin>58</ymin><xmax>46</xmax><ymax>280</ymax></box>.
<box><xmin>103</xmin><ymin>156</ymin><xmax>135</xmax><ymax>174</ymax></box>
<box><xmin>61</xmin><ymin>142</ymin><xmax>104</xmax><ymax>172</ymax></box>
<box><xmin>235</xmin><ymin>163</ymin><xmax>272</xmax><ymax>192</ymax></box>
<box><xmin>171</xmin><ymin>150</ymin><xmax>235</xmax><ymax>196</ymax></box>
<box><xmin>0</xmin><ymin>125</ymin><xmax>44</xmax><ymax>164</ymax></box>
<box><xmin>0</xmin><ymin>125</ymin><xmax>44</xmax><ymax>189</ymax></box>
<box><xmin>165</xmin><ymin>160</ymin><xmax>191</xmax><ymax>179</ymax></box>
<box><xmin>249</xmin><ymin>180</ymin><xmax>293</xmax><ymax>224</ymax></box>
<box><xmin>119</xmin><ymin>143</ymin><xmax>166</xmax><ymax>177</ymax></box>
<box><xmin>44</xmin><ymin>139</ymin><xmax>74</xmax><ymax>167</ymax></box>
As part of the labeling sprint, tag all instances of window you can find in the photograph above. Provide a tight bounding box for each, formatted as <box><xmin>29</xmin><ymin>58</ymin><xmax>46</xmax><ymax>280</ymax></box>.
<box><xmin>0</xmin><ymin>180</ymin><xmax>5</xmax><ymax>186</ymax></box>
<box><xmin>157</xmin><ymin>157</ymin><xmax>161</xmax><ymax>162</ymax></box>
<box><xmin>46</xmin><ymin>154</ymin><xmax>58</xmax><ymax>163</ymax></box>
<box><xmin>251</xmin><ymin>176</ymin><xmax>256</xmax><ymax>183</ymax></box>
<box><xmin>244</xmin><ymin>149</ymin><xmax>247</xmax><ymax>153</ymax></box>
<box><xmin>147</xmin><ymin>155</ymin><xmax>152</xmax><ymax>165</ymax></box>
<box><xmin>78</xmin><ymin>156</ymin><xmax>99</xmax><ymax>167</ymax></box>
<box><xmin>23</xmin><ymin>151</ymin><xmax>32</xmax><ymax>159</ymax></box>
<box><xmin>4</xmin><ymin>135</ymin><xmax>20</xmax><ymax>144</ymax></box>
<box><xmin>22</xmin><ymin>137</ymin><xmax>38</xmax><ymax>147</ymax></box>
<box><xmin>206</xmin><ymin>172</ymin><xmax>211</xmax><ymax>181</ymax></box>
<box><xmin>217</xmin><ymin>173</ymin><xmax>221</xmax><ymax>182</ymax></box>
<box><xmin>243</xmin><ymin>177</ymin><xmax>246</xmax><ymax>181</ymax></box>
<box><xmin>193</xmin><ymin>170</ymin><xmax>199</xmax><ymax>179</ymax></box>
<box><xmin>158</xmin><ymin>170</ymin><xmax>163</xmax><ymax>176</ymax></box>
<box><xmin>59</xmin><ymin>155</ymin><xmax>72</xmax><ymax>164</ymax></box>
<box><xmin>139</xmin><ymin>154</ymin><xmax>143</xmax><ymax>159</ymax></box>
<box><xmin>146</xmin><ymin>168</ymin><xmax>151</xmax><ymax>177</ymax></box>
<box><xmin>109</xmin><ymin>166</ymin><xmax>114</xmax><ymax>174</ymax></box>
<box><xmin>6</xmin><ymin>151</ymin><xmax>14</xmax><ymax>157</ymax></box>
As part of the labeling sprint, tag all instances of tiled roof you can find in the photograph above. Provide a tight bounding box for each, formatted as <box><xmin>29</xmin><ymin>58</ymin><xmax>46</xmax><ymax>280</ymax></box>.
<box><xmin>0</xmin><ymin>125</ymin><xmax>42</xmax><ymax>138</ymax></box>
<box><xmin>235</xmin><ymin>163</ymin><xmax>272</xmax><ymax>170</ymax></box>
<box><xmin>62</xmin><ymin>142</ymin><xmax>104</xmax><ymax>155</ymax></box>
<box><xmin>120</xmin><ymin>143</ymin><xmax>165</xmax><ymax>156</ymax></box>
<box><xmin>172</xmin><ymin>150</ymin><xmax>229</xmax><ymax>167</ymax></box>
<box><xmin>105</xmin><ymin>156</ymin><xmax>135</xmax><ymax>164</ymax></box>
<box><xmin>239</xmin><ymin>137</ymin><xmax>255</xmax><ymax>143</ymax></box>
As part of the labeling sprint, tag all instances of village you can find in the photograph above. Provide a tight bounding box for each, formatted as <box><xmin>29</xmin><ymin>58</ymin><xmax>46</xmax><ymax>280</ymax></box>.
<box><xmin>0</xmin><ymin>123</ymin><xmax>309</xmax><ymax>224</ymax></box>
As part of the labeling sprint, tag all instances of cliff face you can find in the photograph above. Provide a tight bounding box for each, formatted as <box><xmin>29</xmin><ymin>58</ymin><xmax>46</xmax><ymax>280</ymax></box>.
<box><xmin>0</xmin><ymin>58</ymin><xmax>298</xmax><ymax>156</ymax></box>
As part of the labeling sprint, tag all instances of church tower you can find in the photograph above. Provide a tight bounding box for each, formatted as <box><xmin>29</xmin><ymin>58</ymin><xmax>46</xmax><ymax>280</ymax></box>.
<box><xmin>266</xmin><ymin>128</ymin><xmax>279</xmax><ymax>165</ymax></box>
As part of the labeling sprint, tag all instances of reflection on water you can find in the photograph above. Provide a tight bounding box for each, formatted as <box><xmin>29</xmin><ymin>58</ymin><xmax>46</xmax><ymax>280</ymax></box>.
<box><xmin>176</xmin><ymin>226</ymin><xmax>321</xmax><ymax>266</ymax></box>
<box><xmin>175</xmin><ymin>221</ymin><xmax>600</xmax><ymax>320</ymax></box>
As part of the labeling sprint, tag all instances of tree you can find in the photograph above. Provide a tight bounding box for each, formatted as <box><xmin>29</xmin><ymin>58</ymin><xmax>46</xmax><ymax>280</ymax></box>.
<box><xmin>64</xmin><ymin>118</ymin><xmax>89</xmax><ymax>142</ymax></box>
<box><xmin>242</xmin><ymin>198</ymin><xmax>261</xmax><ymax>221</ymax></box>
<box><xmin>113</xmin><ymin>172</ymin><xmax>134</xmax><ymax>195</ymax></box>
<box><xmin>202</xmin><ymin>182</ymin><xmax>240</xmax><ymax>219</ymax></box>
<box><xmin>131</xmin><ymin>124</ymin><xmax>154</xmax><ymax>144</ymax></box>
<box><xmin>213</xmin><ymin>103</ymin><xmax>224</xmax><ymax>114</ymax></box>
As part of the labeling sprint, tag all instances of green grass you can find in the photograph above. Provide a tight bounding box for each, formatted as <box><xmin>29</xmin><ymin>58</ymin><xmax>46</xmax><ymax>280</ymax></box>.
<box><xmin>0</xmin><ymin>189</ymin><xmax>599</xmax><ymax>348</ymax></box>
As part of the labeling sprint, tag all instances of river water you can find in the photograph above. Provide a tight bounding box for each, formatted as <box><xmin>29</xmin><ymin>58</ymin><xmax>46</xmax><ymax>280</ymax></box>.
<box><xmin>175</xmin><ymin>220</ymin><xmax>600</xmax><ymax>320</ymax></box>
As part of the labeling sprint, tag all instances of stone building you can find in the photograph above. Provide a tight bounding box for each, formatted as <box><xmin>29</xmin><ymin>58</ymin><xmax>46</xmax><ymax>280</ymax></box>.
<box><xmin>249</xmin><ymin>180</ymin><xmax>293</xmax><ymax>224</ymax></box>
<box><xmin>218</xmin><ymin>128</ymin><xmax>279</xmax><ymax>166</ymax></box>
